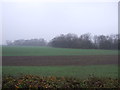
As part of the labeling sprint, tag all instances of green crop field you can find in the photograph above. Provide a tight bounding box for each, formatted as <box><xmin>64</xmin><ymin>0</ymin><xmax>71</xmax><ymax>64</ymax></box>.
<box><xmin>2</xmin><ymin>65</ymin><xmax>118</xmax><ymax>79</ymax></box>
<box><xmin>2</xmin><ymin>46</ymin><xmax>118</xmax><ymax>56</ymax></box>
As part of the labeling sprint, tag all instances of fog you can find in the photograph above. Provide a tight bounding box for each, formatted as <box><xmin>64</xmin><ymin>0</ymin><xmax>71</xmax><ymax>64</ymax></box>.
<box><xmin>1</xmin><ymin>0</ymin><xmax>118</xmax><ymax>45</ymax></box>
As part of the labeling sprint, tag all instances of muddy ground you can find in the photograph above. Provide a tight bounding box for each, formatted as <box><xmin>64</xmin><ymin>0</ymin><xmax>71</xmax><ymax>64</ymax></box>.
<box><xmin>2</xmin><ymin>55</ymin><xmax>118</xmax><ymax>66</ymax></box>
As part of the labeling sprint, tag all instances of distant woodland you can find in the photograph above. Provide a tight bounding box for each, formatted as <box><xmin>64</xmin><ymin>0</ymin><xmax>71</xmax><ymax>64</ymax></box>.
<box><xmin>6</xmin><ymin>33</ymin><xmax>120</xmax><ymax>50</ymax></box>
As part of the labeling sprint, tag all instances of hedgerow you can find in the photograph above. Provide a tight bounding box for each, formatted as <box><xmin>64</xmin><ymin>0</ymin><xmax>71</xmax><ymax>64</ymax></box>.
<box><xmin>2</xmin><ymin>75</ymin><xmax>120</xmax><ymax>89</ymax></box>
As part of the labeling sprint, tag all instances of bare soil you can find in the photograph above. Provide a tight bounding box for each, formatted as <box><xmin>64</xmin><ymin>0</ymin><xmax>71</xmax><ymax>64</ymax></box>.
<box><xmin>2</xmin><ymin>55</ymin><xmax>118</xmax><ymax>66</ymax></box>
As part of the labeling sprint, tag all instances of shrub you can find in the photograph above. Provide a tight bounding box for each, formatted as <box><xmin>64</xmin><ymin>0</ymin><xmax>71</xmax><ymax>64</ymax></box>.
<box><xmin>2</xmin><ymin>75</ymin><xmax>120</xmax><ymax>89</ymax></box>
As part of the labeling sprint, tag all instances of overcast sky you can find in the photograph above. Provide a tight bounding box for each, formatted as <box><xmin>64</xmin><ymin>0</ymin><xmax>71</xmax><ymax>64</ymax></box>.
<box><xmin>1</xmin><ymin>0</ymin><xmax>119</xmax><ymax>44</ymax></box>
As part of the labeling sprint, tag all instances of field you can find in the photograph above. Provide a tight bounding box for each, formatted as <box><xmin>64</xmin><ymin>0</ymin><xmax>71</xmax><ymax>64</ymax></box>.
<box><xmin>3</xmin><ymin>65</ymin><xmax>118</xmax><ymax>78</ymax></box>
<box><xmin>2</xmin><ymin>46</ymin><xmax>119</xmax><ymax>78</ymax></box>
<box><xmin>2</xmin><ymin>46</ymin><xmax>119</xmax><ymax>88</ymax></box>
<box><xmin>2</xmin><ymin>46</ymin><xmax>118</xmax><ymax>56</ymax></box>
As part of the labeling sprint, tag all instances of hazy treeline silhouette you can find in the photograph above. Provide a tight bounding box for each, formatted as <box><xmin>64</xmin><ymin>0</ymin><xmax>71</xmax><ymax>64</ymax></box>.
<box><xmin>6</xmin><ymin>39</ymin><xmax>47</xmax><ymax>46</ymax></box>
<box><xmin>49</xmin><ymin>33</ymin><xmax>119</xmax><ymax>50</ymax></box>
<box><xmin>6</xmin><ymin>33</ymin><xmax>120</xmax><ymax>50</ymax></box>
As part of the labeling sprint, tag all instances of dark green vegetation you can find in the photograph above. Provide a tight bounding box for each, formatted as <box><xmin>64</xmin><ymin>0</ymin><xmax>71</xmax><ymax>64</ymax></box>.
<box><xmin>2</xmin><ymin>65</ymin><xmax>118</xmax><ymax>78</ymax></box>
<box><xmin>50</xmin><ymin>33</ymin><xmax>119</xmax><ymax>49</ymax></box>
<box><xmin>2</xmin><ymin>75</ymin><xmax>119</xmax><ymax>89</ymax></box>
<box><xmin>2</xmin><ymin>46</ymin><xmax>118</xmax><ymax>56</ymax></box>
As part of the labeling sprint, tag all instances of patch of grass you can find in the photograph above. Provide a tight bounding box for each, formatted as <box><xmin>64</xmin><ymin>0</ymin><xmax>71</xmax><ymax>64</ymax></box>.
<box><xmin>2</xmin><ymin>46</ymin><xmax>118</xmax><ymax>56</ymax></box>
<box><xmin>2</xmin><ymin>65</ymin><xmax>118</xmax><ymax>78</ymax></box>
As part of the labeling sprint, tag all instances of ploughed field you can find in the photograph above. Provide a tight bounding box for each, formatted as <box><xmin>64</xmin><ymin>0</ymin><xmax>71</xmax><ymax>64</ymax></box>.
<box><xmin>2</xmin><ymin>46</ymin><xmax>119</xmax><ymax>78</ymax></box>
<box><xmin>3</xmin><ymin>55</ymin><xmax>118</xmax><ymax>66</ymax></box>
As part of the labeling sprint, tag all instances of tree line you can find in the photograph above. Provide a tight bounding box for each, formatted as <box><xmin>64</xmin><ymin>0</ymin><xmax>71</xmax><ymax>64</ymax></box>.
<box><xmin>6</xmin><ymin>33</ymin><xmax>120</xmax><ymax>50</ymax></box>
<box><xmin>6</xmin><ymin>39</ymin><xmax>47</xmax><ymax>46</ymax></box>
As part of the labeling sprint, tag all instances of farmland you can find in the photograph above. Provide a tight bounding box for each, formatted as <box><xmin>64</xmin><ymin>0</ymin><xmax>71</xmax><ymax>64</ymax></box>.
<box><xmin>3</xmin><ymin>65</ymin><xmax>118</xmax><ymax>78</ymax></box>
<box><xmin>2</xmin><ymin>46</ymin><xmax>119</xmax><ymax>78</ymax></box>
<box><xmin>2</xmin><ymin>46</ymin><xmax>119</xmax><ymax>88</ymax></box>
<box><xmin>2</xmin><ymin>46</ymin><xmax>118</xmax><ymax>56</ymax></box>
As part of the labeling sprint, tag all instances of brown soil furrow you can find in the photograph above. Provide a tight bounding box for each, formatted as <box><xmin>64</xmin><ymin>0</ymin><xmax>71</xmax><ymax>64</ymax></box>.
<box><xmin>2</xmin><ymin>55</ymin><xmax>118</xmax><ymax>66</ymax></box>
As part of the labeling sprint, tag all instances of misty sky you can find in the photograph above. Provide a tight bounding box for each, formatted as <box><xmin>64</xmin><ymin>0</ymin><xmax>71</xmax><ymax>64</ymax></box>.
<box><xmin>1</xmin><ymin>0</ymin><xmax>118</xmax><ymax>44</ymax></box>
